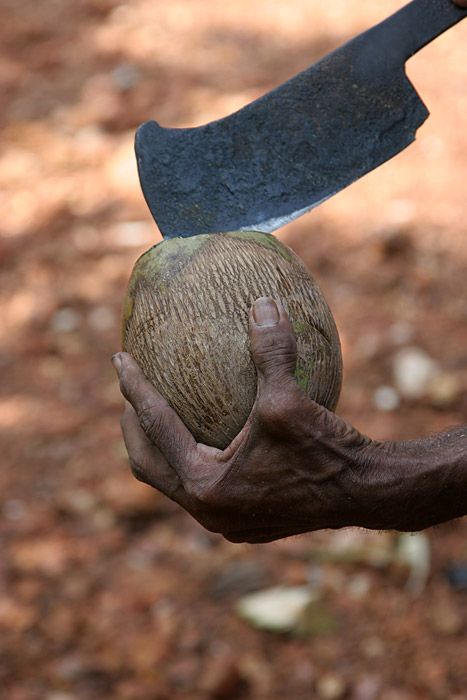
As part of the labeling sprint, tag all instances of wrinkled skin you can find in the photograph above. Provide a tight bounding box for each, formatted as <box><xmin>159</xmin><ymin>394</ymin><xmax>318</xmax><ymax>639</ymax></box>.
<box><xmin>113</xmin><ymin>298</ymin><xmax>467</xmax><ymax>543</ymax></box>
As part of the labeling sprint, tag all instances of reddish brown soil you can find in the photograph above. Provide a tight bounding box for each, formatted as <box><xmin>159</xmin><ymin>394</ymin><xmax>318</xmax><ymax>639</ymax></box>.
<box><xmin>1</xmin><ymin>2</ymin><xmax>466</xmax><ymax>698</ymax></box>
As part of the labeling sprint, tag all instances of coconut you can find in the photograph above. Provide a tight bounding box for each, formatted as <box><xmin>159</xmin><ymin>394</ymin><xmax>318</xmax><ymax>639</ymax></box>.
<box><xmin>122</xmin><ymin>231</ymin><xmax>342</xmax><ymax>449</ymax></box>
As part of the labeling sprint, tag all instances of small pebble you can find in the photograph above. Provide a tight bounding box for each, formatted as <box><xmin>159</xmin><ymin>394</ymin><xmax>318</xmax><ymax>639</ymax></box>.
<box><xmin>429</xmin><ymin>373</ymin><xmax>459</xmax><ymax>408</ymax></box>
<box><xmin>236</xmin><ymin>586</ymin><xmax>316</xmax><ymax>633</ymax></box>
<box><xmin>316</xmin><ymin>673</ymin><xmax>347</xmax><ymax>700</ymax></box>
<box><xmin>111</xmin><ymin>62</ymin><xmax>141</xmax><ymax>91</ymax></box>
<box><xmin>393</xmin><ymin>347</ymin><xmax>439</xmax><ymax>399</ymax></box>
<box><xmin>51</xmin><ymin>308</ymin><xmax>81</xmax><ymax>334</ymax></box>
<box><xmin>347</xmin><ymin>573</ymin><xmax>372</xmax><ymax>600</ymax></box>
<box><xmin>373</xmin><ymin>386</ymin><xmax>400</xmax><ymax>412</ymax></box>
<box><xmin>397</xmin><ymin>533</ymin><xmax>431</xmax><ymax>596</ymax></box>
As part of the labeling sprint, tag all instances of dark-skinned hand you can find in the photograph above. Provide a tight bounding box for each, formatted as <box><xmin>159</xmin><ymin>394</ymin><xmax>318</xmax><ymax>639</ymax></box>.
<box><xmin>113</xmin><ymin>299</ymin><xmax>372</xmax><ymax>543</ymax></box>
<box><xmin>113</xmin><ymin>298</ymin><xmax>467</xmax><ymax>542</ymax></box>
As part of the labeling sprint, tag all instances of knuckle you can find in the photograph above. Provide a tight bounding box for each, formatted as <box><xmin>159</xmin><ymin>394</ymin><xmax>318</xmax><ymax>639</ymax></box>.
<box><xmin>137</xmin><ymin>404</ymin><xmax>164</xmax><ymax>441</ymax></box>
<box><xmin>257</xmin><ymin>330</ymin><xmax>295</xmax><ymax>358</ymax></box>
<box><xmin>254</xmin><ymin>330</ymin><xmax>296</xmax><ymax>371</ymax></box>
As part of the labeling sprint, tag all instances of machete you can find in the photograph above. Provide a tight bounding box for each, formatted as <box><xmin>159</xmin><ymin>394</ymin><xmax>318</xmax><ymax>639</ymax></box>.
<box><xmin>135</xmin><ymin>0</ymin><xmax>466</xmax><ymax>238</ymax></box>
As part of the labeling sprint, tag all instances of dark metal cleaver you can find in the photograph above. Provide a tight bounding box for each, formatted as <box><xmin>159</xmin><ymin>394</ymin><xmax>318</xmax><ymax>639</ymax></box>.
<box><xmin>135</xmin><ymin>0</ymin><xmax>466</xmax><ymax>239</ymax></box>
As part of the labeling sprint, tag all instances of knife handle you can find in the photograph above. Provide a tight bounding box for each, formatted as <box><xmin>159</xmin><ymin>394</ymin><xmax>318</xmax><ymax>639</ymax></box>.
<box><xmin>368</xmin><ymin>0</ymin><xmax>466</xmax><ymax>63</ymax></box>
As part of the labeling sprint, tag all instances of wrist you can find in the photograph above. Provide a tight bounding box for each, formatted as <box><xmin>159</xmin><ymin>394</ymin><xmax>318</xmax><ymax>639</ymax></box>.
<box><xmin>343</xmin><ymin>440</ymin><xmax>408</xmax><ymax>531</ymax></box>
<box><xmin>336</xmin><ymin>439</ymin><xmax>393</xmax><ymax>531</ymax></box>
<box><xmin>347</xmin><ymin>429</ymin><xmax>467</xmax><ymax>531</ymax></box>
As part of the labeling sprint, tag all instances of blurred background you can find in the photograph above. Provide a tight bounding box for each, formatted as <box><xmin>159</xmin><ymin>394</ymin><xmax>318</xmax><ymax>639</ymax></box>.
<box><xmin>1</xmin><ymin>1</ymin><xmax>466</xmax><ymax>698</ymax></box>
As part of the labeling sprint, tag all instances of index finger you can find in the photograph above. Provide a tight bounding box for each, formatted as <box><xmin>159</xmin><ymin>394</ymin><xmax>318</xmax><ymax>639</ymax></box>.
<box><xmin>112</xmin><ymin>352</ymin><xmax>198</xmax><ymax>476</ymax></box>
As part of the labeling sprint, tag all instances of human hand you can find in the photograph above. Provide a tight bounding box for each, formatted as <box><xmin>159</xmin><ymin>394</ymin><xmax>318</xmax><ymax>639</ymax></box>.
<box><xmin>112</xmin><ymin>298</ymin><xmax>377</xmax><ymax>543</ymax></box>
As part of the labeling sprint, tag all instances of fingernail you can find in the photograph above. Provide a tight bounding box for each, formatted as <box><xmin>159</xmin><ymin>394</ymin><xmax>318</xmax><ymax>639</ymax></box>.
<box><xmin>111</xmin><ymin>353</ymin><xmax>123</xmax><ymax>375</ymax></box>
<box><xmin>252</xmin><ymin>297</ymin><xmax>280</xmax><ymax>327</ymax></box>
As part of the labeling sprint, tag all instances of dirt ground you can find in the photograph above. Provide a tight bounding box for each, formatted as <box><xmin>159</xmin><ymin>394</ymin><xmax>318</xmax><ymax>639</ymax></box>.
<box><xmin>1</xmin><ymin>1</ymin><xmax>466</xmax><ymax>698</ymax></box>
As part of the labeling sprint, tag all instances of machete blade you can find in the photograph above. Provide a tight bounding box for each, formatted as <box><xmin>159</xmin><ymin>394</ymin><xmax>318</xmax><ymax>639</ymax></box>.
<box><xmin>135</xmin><ymin>0</ymin><xmax>466</xmax><ymax>238</ymax></box>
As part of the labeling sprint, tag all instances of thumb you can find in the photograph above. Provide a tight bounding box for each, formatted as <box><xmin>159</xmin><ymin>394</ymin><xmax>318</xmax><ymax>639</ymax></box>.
<box><xmin>248</xmin><ymin>297</ymin><xmax>297</xmax><ymax>385</ymax></box>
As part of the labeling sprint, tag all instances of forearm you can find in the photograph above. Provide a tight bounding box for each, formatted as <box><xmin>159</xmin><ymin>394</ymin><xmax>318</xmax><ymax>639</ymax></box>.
<box><xmin>352</xmin><ymin>428</ymin><xmax>467</xmax><ymax>531</ymax></box>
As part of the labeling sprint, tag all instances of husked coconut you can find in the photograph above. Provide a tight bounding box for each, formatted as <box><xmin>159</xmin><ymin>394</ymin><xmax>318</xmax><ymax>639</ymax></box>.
<box><xmin>122</xmin><ymin>231</ymin><xmax>342</xmax><ymax>449</ymax></box>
